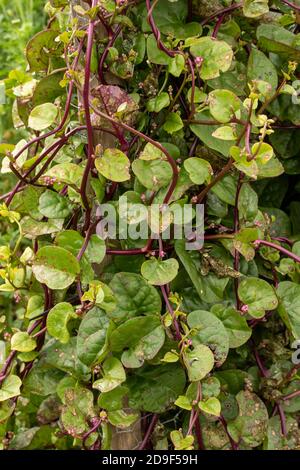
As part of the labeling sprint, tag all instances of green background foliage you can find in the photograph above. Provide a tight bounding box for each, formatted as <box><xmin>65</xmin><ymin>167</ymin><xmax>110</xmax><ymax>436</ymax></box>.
<box><xmin>0</xmin><ymin>0</ymin><xmax>300</xmax><ymax>451</ymax></box>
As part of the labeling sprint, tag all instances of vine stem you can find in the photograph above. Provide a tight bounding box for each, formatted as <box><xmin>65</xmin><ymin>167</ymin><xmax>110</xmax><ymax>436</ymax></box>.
<box><xmin>194</xmin><ymin>417</ymin><xmax>205</xmax><ymax>450</ymax></box>
<box><xmin>196</xmin><ymin>159</ymin><xmax>234</xmax><ymax>203</ymax></box>
<box><xmin>160</xmin><ymin>285</ymin><xmax>181</xmax><ymax>341</ymax></box>
<box><xmin>281</xmin><ymin>0</ymin><xmax>300</xmax><ymax>11</ymax></box>
<box><xmin>252</xmin><ymin>340</ymin><xmax>288</xmax><ymax>436</ymax></box>
<box><xmin>98</xmin><ymin>24</ymin><xmax>122</xmax><ymax>84</ymax></box>
<box><xmin>89</xmin><ymin>102</ymin><xmax>179</xmax><ymax>204</ymax></box>
<box><xmin>82</xmin><ymin>418</ymin><xmax>102</xmax><ymax>450</ymax></box>
<box><xmin>0</xmin><ymin>319</ymin><xmax>42</xmax><ymax>384</ymax></box>
<box><xmin>6</xmin><ymin>126</ymin><xmax>89</xmax><ymax>206</ymax></box>
<box><xmin>146</xmin><ymin>0</ymin><xmax>175</xmax><ymax>58</ymax></box>
<box><xmin>233</xmin><ymin>173</ymin><xmax>243</xmax><ymax>309</ymax></box>
<box><xmin>255</xmin><ymin>239</ymin><xmax>300</xmax><ymax>264</ymax></box>
<box><xmin>219</xmin><ymin>415</ymin><xmax>239</xmax><ymax>450</ymax></box>
<box><xmin>80</xmin><ymin>0</ymin><xmax>98</xmax><ymax>217</ymax></box>
<box><xmin>212</xmin><ymin>14</ymin><xmax>225</xmax><ymax>38</ymax></box>
<box><xmin>201</xmin><ymin>3</ymin><xmax>243</xmax><ymax>25</ymax></box>
<box><xmin>11</xmin><ymin>39</ymin><xmax>84</xmax><ymax>163</ymax></box>
<box><xmin>138</xmin><ymin>414</ymin><xmax>158</xmax><ymax>450</ymax></box>
<box><xmin>277</xmin><ymin>403</ymin><xmax>287</xmax><ymax>436</ymax></box>
<box><xmin>282</xmin><ymin>389</ymin><xmax>300</xmax><ymax>401</ymax></box>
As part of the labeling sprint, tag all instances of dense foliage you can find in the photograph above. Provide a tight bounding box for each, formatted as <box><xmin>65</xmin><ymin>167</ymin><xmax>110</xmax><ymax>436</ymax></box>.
<box><xmin>0</xmin><ymin>0</ymin><xmax>46</xmax><ymax>142</ymax></box>
<box><xmin>0</xmin><ymin>0</ymin><xmax>300</xmax><ymax>451</ymax></box>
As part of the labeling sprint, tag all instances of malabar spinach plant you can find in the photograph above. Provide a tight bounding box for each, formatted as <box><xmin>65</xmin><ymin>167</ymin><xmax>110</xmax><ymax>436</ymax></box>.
<box><xmin>0</xmin><ymin>0</ymin><xmax>300</xmax><ymax>450</ymax></box>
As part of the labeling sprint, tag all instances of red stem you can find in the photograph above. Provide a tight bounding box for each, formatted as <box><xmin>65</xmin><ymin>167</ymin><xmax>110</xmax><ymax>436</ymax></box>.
<box><xmin>146</xmin><ymin>0</ymin><xmax>175</xmax><ymax>58</ymax></box>
<box><xmin>139</xmin><ymin>414</ymin><xmax>158</xmax><ymax>450</ymax></box>
<box><xmin>12</xmin><ymin>39</ymin><xmax>84</xmax><ymax>163</ymax></box>
<box><xmin>212</xmin><ymin>14</ymin><xmax>225</xmax><ymax>38</ymax></box>
<box><xmin>161</xmin><ymin>285</ymin><xmax>181</xmax><ymax>341</ymax></box>
<box><xmin>201</xmin><ymin>3</ymin><xmax>243</xmax><ymax>25</ymax></box>
<box><xmin>255</xmin><ymin>239</ymin><xmax>300</xmax><ymax>264</ymax></box>
<box><xmin>281</xmin><ymin>0</ymin><xmax>300</xmax><ymax>11</ymax></box>
<box><xmin>80</xmin><ymin>0</ymin><xmax>97</xmax><ymax>215</ymax></box>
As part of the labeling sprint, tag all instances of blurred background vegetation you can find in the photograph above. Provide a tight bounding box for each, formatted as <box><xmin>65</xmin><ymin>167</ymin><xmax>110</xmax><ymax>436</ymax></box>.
<box><xmin>0</xmin><ymin>0</ymin><xmax>46</xmax><ymax>142</ymax></box>
<box><xmin>0</xmin><ymin>0</ymin><xmax>46</xmax><ymax>319</ymax></box>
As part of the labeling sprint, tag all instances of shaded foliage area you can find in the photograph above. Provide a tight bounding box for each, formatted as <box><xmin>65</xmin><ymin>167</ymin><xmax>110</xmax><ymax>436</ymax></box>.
<box><xmin>0</xmin><ymin>0</ymin><xmax>46</xmax><ymax>141</ymax></box>
<box><xmin>0</xmin><ymin>0</ymin><xmax>300</xmax><ymax>451</ymax></box>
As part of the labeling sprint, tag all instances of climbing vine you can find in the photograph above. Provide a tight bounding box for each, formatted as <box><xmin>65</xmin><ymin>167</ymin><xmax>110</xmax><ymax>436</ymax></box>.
<box><xmin>0</xmin><ymin>0</ymin><xmax>300</xmax><ymax>450</ymax></box>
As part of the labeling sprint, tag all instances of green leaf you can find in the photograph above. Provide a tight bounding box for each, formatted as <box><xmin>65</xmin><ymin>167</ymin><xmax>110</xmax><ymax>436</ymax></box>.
<box><xmin>43</xmin><ymin>338</ymin><xmax>90</xmax><ymax>381</ymax></box>
<box><xmin>23</xmin><ymin>365</ymin><xmax>64</xmax><ymax>397</ymax></box>
<box><xmin>238</xmin><ymin>277</ymin><xmax>278</xmax><ymax>318</ymax></box>
<box><xmin>282</xmin><ymin>381</ymin><xmax>300</xmax><ymax>413</ymax></box>
<box><xmin>243</xmin><ymin>0</ymin><xmax>269</xmax><ymax>18</ymax></box>
<box><xmin>199</xmin><ymin>397</ymin><xmax>221</xmax><ymax>417</ymax></box>
<box><xmin>170</xmin><ymin>430</ymin><xmax>194</xmax><ymax>450</ymax></box>
<box><xmin>208</xmin><ymin>89</ymin><xmax>240</xmax><ymax>123</ymax></box>
<box><xmin>247</xmin><ymin>49</ymin><xmax>278</xmax><ymax>94</ymax></box>
<box><xmin>201</xmin><ymin>377</ymin><xmax>221</xmax><ymax>399</ymax></box>
<box><xmin>9</xmin><ymin>426</ymin><xmax>53</xmax><ymax>450</ymax></box>
<box><xmin>98</xmin><ymin>385</ymin><xmax>128</xmax><ymax>412</ymax></box>
<box><xmin>132</xmin><ymin>159</ymin><xmax>173</xmax><ymax>191</ymax></box>
<box><xmin>187</xmin><ymin>310</ymin><xmax>229</xmax><ymax>366</ymax></box>
<box><xmin>190</xmin><ymin>111</ymin><xmax>234</xmax><ymax>156</ymax></box>
<box><xmin>168</xmin><ymin>54</ymin><xmax>185</xmax><ymax>77</ymax></box>
<box><xmin>93</xmin><ymin>357</ymin><xmax>126</xmax><ymax>393</ymax></box>
<box><xmin>81</xmin><ymin>281</ymin><xmax>116</xmax><ymax>313</ymax></box>
<box><xmin>238</xmin><ymin>183</ymin><xmax>258</xmax><ymax>221</ymax></box>
<box><xmin>0</xmin><ymin>399</ymin><xmax>15</xmax><ymax>422</ymax></box>
<box><xmin>32</xmin><ymin>246</ymin><xmax>80</xmax><ymax>290</ymax></box>
<box><xmin>183</xmin><ymin>344</ymin><xmax>215</xmax><ymax>381</ymax></box>
<box><xmin>141</xmin><ymin>0</ymin><xmax>201</xmax><ymax>39</ymax></box>
<box><xmin>163</xmin><ymin>112</ymin><xmax>183</xmax><ymax>134</ymax></box>
<box><xmin>234</xmin><ymin>227</ymin><xmax>260</xmax><ymax>261</ymax></box>
<box><xmin>212</xmin><ymin>125</ymin><xmax>237</xmax><ymax>141</ymax></box>
<box><xmin>95</xmin><ymin>148</ymin><xmax>130</xmax><ymax>182</ymax></box>
<box><xmin>46</xmin><ymin>303</ymin><xmax>76</xmax><ymax>344</ymax></box>
<box><xmin>161</xmin><ymin>351</ymin><xmax>179</xmax><ymax>363</ymax></box>
<box><xmin>109</xmin><ymin>272</ymin><xmax>162</xmax><ymax>322</ymax></box>
<box><xmin>211</xmin><ymin>304</ymin><xmax>252</xmax><ymax>348</ymax></box>
<box><xmin>211</xmin><ymin>174</ymin><xmax>237</xmax><ymax>205</ymax></box>
<box><xmin>263</xmin><ymin>416</ymin><xmax>300</xmax><ymax>450</ymax></box>
<box><xmin>257</xmin><ymin>157</ymin><xmax>284</xmax><ymax>178</ymax></box>
<box><xmin>183</xmin><ymin>157</ymin><xmax>213</xmax><ymax>185</ymax></box>
<box><xmin>257</xmin><ymin>24</ymin><xmax>300</xmax><ymax>60</ymax></box>
<box><xmin>141</xmin><ymin>258</ymin><xmax>179</xmax><ymax>285</ymax></box>
<box><xmin>227</xmin><ymin>390</ymin><xmax>268</xmax><ymax>447</ymax></box>
<box><xmin>146</xmin><ymin>92</ymin><xmax>170</xmax><ymax>112</ymax></box>
<box><xmin>127</xmin><ymin>363</ymin><xmax>186</xmax><ymax>413</ymax></box>
<box><xmin>11</xmin><ymin>332</ymin><xmax>37</xmax><ymax>352</ymax></box>
<box><xmin>108</xmin><ymin>409</ymin><xmax>139</xmax><ymax>429</ymax></box>
<box><xmin>277</xmin><ymin>282</ymin><xmax>300</xmax><ymax>338</ymax></box>
<box><xmin>26</xmin><ymin>30</ymin><xmax>63</xmax><ymax>72</ymax></box>
<box><xmin>61</xmin><ymin>385</ymin><xmax>95</xmax><ymax>437</ymax></box>
<box><xmin>38</xmin><ymin>190</ymin><xmax>72</xmax><ymax>219</ymax></box>
<box><xmin>77</xmin><ymin>307</ymin><xmax>112</xmax><ymax>367</ymax></box>
<box><xmin>146</xmin><ymin>34</ymin><xmax>170</xmax><ymax>65</ymax></box>
<box><xmin>45</xmin><ymin>163</ymin><xmax>84</xmax><ymax>188</ymax></box>
<box><xmin>190</xmin><ymin>37</ymin><xmax>233</xmax><ymax>80</ymax></box>
<box><xmin>0</xmin><ymin>375</ymin><xmax>22</xmax><ymax>402</ymax></box>
<box><xmin>175</xmin><ymin>395</ymin><xmax>192</xmax><ymax>410</ymax></box>
<box><xmin>28</xmin><ymin>103</ymin><xmax>58</xmax><ymax>131</ymax></box>
<box><xmin>109</xmin><ymin>315</ymin><xmax>165</xmax><ymax>368</ymax></box>
<box><xmin>85</xmin><ymin>235</ymin><xmax>106</xmax><ymax>264</ymax></box>
<box><xmin>140</xmin><ymin>142</ymin><xmax>167</xmax><ymax>161</ymax></box>
<box><xmin>32</xmin><ymin>70</ymin><xmax>65</xmax><ymax>106</ymax></box>
<box><xmin>175</xmin><ymin>240</ymin><xmax>229</xmax><ymax>303</ymax></box>
<box><xmin>21</xmin><ymin>217</ymin><xmax>63</xmax><ymax>239</ymax></box>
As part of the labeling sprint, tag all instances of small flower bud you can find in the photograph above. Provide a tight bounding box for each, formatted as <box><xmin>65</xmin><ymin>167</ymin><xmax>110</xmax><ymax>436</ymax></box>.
<box><xmin>241</xmin><ymin>304</ymin><xmax>249</xmax><ymax>314</ymax></box>
<box><xmin>195</xmin><ymin>56</ymin><xmax>203</xmax><ymax>67</ymax></box>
